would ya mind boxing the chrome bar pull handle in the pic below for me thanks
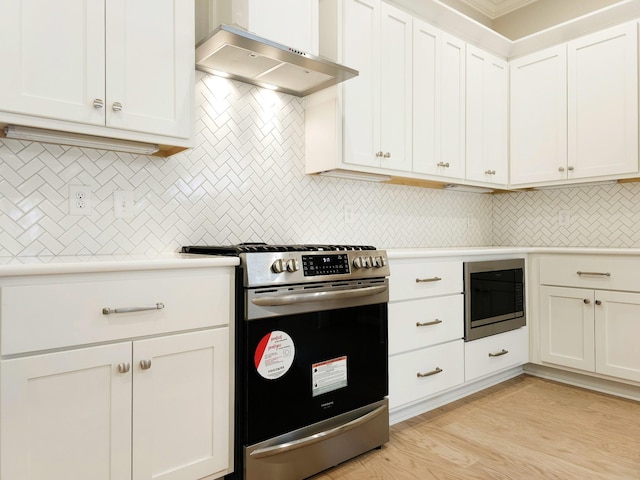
[577,271,611,277]
[102,302,164,315]
[93,98,104,109]
[437,162,450,168]
[112,102,123,112]
[488,349,509,357]
[417,367,443,378]
[416,319,443,327]
[416,277,442,283]
[139,360,152,370]
[117,363,130,374]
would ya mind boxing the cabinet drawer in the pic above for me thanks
[389,340,464,409]
[464,327,529,381]
[389,295,463,355]
[1,269,233,355]
[539,255,640,291]
[389,261,462,301]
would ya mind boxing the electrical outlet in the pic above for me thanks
[114,190,135,218]
[344,204,355,224]
[69,185,92,216]
[558,209,571,226]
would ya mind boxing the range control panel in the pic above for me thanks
[242,250,389,287]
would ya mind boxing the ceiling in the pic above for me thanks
[437,0,627,40]
[457,0,540,19]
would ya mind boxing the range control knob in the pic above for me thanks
[353,257,363,269]
[286,259,300,272]
[362,256,372,268]
[271,258,285,274]
[373,256,386,268]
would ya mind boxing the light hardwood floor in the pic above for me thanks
[311,375,640,479]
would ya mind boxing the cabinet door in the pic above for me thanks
[595,290,640,382]
[0,0,105,125]
[510,45,567,185]
[412,19,440,175]
[439,33,466,178]
[106,0,194,139]
[465,46,508,185]
[0,343,132,480]
[132,328,230,480]
[539,286,595,371]
[343,0,380,167]
[379,3,412,172]
[568,22,638,179]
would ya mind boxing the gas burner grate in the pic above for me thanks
[181,244,377,255]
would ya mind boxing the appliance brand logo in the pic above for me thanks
[320,401,334,409]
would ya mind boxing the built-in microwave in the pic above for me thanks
[463,258,526,341]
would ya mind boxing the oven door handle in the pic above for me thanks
[251,285,388,306]
[249,404,387,459]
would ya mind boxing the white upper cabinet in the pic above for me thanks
[0,0,106,126]
[510,22,638,186]
[0,0,194,148]
[413,21,466,179]
[342,0,412,171]
[567,22,638,179]
[465,45,508,185]
[106,0,194,139]
[379,2,413,172]
[510,45,567,185]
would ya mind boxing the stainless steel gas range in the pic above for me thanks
[181,244,391,480]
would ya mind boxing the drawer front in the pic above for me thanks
[464,327,529,382]
[389,340,464,409]
[1,268,233,355]
[389,261,462,301]
[389,295,463,355]
[538,255,640,291]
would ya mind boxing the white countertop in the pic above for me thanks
[2,247,640,277]
[385,246,640,259]
[0,253,239,277]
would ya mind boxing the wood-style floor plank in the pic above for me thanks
[309,375,640,480]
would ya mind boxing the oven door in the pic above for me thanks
[242,302,388,446]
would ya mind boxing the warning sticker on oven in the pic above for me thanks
[312,356,348,397]
[254,330,295,380]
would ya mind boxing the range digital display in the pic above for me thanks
[302,254,350,276]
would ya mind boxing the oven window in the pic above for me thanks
[470,268,524,323]
[243,303,388,445]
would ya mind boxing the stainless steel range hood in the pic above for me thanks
[195,24,358,97]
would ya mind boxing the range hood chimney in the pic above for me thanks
[195,24,358,97]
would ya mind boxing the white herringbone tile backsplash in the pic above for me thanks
[0,73,492,256]
[493,182,640,247]
[3,72,640,256]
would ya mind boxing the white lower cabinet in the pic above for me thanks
[1,343,133,480]
[540,285,640,382]
[0,329,230,480]
[0,267,234,480]
[389,340,464,409]
[464,327,529,382]
[536,254,640,384]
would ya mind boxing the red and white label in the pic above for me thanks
[254,330,295,380]
[312,356,348,397]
